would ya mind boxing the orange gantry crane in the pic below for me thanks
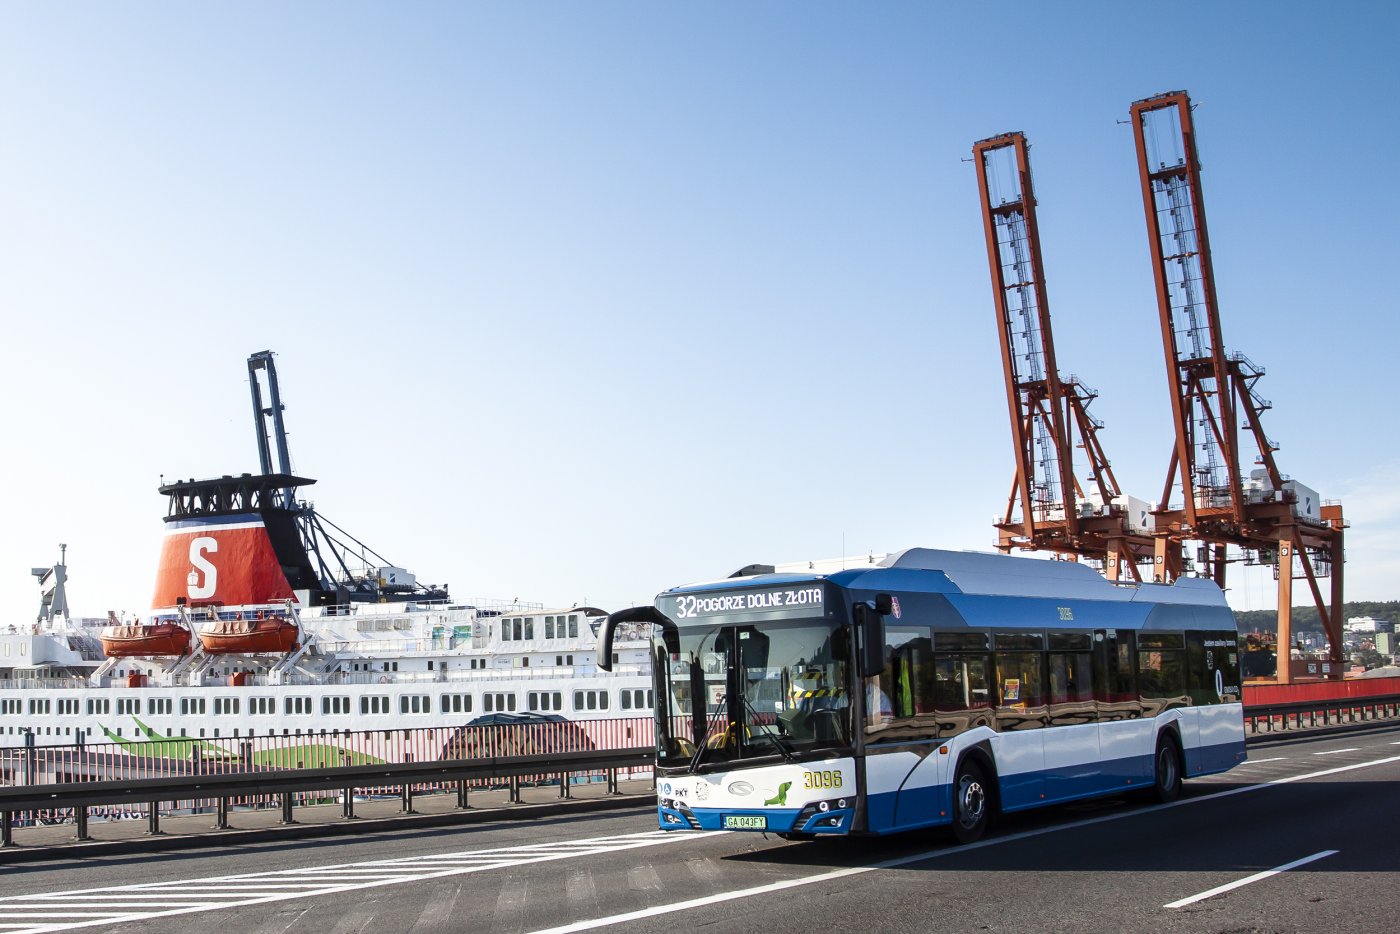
[1129,91,1347,682]
[973,132,1155,581]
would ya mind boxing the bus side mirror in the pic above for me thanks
[856,598,889,678]
[597,605,670,671]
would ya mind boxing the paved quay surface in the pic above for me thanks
[2,727,1398,933]
[0,777,656,863]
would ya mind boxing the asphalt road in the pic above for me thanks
[3,725,1397,934]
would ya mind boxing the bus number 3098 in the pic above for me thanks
[803,770,843,789]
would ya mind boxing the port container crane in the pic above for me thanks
[974,132,1155,581]
[1129,91,1347,681]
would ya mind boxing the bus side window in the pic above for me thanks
[933,654,991,709]
[993,632,1046,731]
[877,626,933,725]
[1186,630,1242,704]
[1047,632,1094,725]
[1136,632,1187,715]
[930,631,993,739]
[1093,630,1140,720]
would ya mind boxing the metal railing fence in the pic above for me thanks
[0,745,653,845]
[1,715,656,841]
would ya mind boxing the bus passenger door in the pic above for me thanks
[1042,635,1099,800]
[991,646,1046,811]
[1094,630,1151,787]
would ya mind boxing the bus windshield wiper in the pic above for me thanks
[741,693,796,762]
[687,693,727,774]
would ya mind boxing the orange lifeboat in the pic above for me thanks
[100,622,192,658]
[199,615,299,655]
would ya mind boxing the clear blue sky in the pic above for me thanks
[2,1,1395,618]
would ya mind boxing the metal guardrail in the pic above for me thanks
[1244,693,1400,735]
[1,746,654,847]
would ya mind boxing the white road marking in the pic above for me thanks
[627,863,663,893]
[408,879,460,933]
[0,916,130,920]
[1237,757,1287,764]
[0,830,725,934]
[494,876,529,929]
[1163,849,1339,908]
[532,862,878,932]
[1312,748,1360,755]
[524,752,1400,934]
[685,856,721,881]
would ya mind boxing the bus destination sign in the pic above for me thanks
[661,585,826,623]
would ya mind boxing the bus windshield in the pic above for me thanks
[653,618,852,770]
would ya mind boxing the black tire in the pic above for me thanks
[950,759,991,844]
[1150,734,1183,803]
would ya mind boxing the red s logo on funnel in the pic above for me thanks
[152,515,296,608]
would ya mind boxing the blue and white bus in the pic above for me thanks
[599,548,1246,842]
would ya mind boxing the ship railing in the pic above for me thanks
[0,714,655,843]
[0,678,91,691]
[302,597,546,620]
[274,666,650,687]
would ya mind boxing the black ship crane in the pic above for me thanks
[1130,91,1346,681]
[243,350,448,605]
[974,131,1154,581]
[248,350,296,506]
[160,352,447,607]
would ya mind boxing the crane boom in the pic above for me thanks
[1130,91,1347,681]
[248,350,296,507]
[974,132,1151,580]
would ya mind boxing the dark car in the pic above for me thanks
[437,712,595,761]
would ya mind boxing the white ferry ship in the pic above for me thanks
[1,354,653,752]
[1,565,653,750]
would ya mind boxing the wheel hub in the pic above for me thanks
[959,778,985,825]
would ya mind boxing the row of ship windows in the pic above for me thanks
[1,697,653,741]
[501,615,581,642]
[2,689,654,719]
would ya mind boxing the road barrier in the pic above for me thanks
[1243,693,1400,735]
[0,715,656,845]
[0,744,653,847]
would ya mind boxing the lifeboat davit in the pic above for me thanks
[198,615,299,655]
[100,623,192,658]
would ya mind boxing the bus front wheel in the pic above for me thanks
[950,760,990,844]
[1151,734,1183,803]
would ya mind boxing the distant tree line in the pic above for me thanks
[1234,601,1400,633]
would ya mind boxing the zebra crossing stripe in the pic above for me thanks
[0,829,724,934]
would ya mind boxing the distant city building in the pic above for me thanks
[1345,616,1393,634]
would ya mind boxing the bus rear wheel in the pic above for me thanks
[1151,735,1183,803]
[950,760,990,844]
